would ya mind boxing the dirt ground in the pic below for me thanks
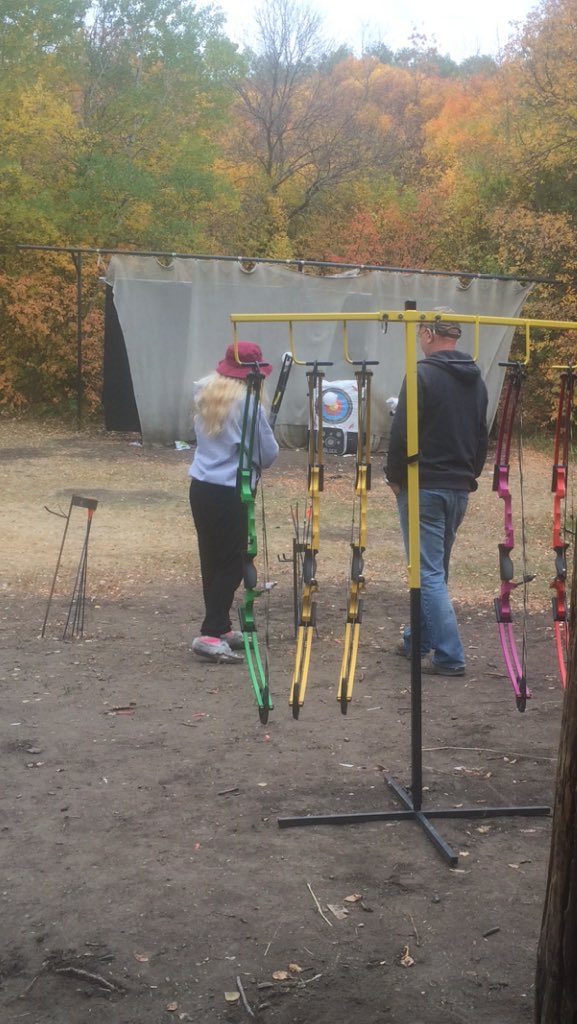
[0,421,565,1024]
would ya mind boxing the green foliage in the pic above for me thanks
[0,0,244,410]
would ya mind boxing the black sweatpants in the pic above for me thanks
[189,479,248,638]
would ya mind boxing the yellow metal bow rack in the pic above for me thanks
[230,309,427,689]
[230,305,577,867]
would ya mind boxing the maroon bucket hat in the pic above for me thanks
[216,341,273,379]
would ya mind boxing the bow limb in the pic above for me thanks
[269,352,293,431]
[550,368,575,688]
[492,364,532,712]
[337,364,376,714]
[238,370,273,723]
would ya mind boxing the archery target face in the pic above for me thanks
[320,381,358,434]
[322,386,354,425]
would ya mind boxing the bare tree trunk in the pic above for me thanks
[535,540,577,1023]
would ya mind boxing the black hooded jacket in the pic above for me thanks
[385,349,489,491]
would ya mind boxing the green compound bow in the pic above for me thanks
[237,355,293,724]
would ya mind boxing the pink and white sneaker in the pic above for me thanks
[219,630,245,651]
[191,636,242,662]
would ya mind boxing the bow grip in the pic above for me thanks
[243,556,258,590]
[498,543,514,582]
[303,550,317,586]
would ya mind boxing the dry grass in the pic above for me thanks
[0,420,570,622]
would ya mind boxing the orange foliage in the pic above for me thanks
[323,192,439,269]
[0,260,104,417]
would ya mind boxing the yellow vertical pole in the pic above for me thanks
[404,303,423,811]
[405,316,420,590]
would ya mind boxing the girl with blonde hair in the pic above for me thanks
[188,342,279,662]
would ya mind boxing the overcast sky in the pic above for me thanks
[215,0,539,62]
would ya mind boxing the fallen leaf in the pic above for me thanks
[344,894,363,903]
[400,945,415,968]
[288,963,303,973]
[166,1002,178,1011]
[272,971,289,981]
[134,952,150,962]
[327,904,349,920]
[224,991,240,1003]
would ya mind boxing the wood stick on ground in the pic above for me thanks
[409,913,421,946]
[236,976,255,1018]
[16,971,44,999]
[422,745,556,762]
[307,882,333,928]
[53,966,119,991]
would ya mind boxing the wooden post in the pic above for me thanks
[534,539,577,1022]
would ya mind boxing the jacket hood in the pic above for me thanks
[424,349,481,384]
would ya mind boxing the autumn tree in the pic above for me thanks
[0,252,104,416]
[68,0,244,248]
[0,1,244,414]
[224,0,396,255]
[504,0,577,215]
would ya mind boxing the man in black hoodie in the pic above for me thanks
[385,315,488,675]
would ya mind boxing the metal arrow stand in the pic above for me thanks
[42,495,98,641]
[278,302,551,865]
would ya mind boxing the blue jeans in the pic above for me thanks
[396,488,469,669]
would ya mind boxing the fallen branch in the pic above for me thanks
[408,913,420,947]
[16,971,44,999]
[53,966,119,991]
[236,976,255,1018]
[422,745,556,763]
[307,882,333,928]
[300,972,323,986]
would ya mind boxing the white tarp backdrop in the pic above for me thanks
[106,256,533,447]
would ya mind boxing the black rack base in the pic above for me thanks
[278,775,551,866]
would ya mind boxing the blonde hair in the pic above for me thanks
[194,373,247,437]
